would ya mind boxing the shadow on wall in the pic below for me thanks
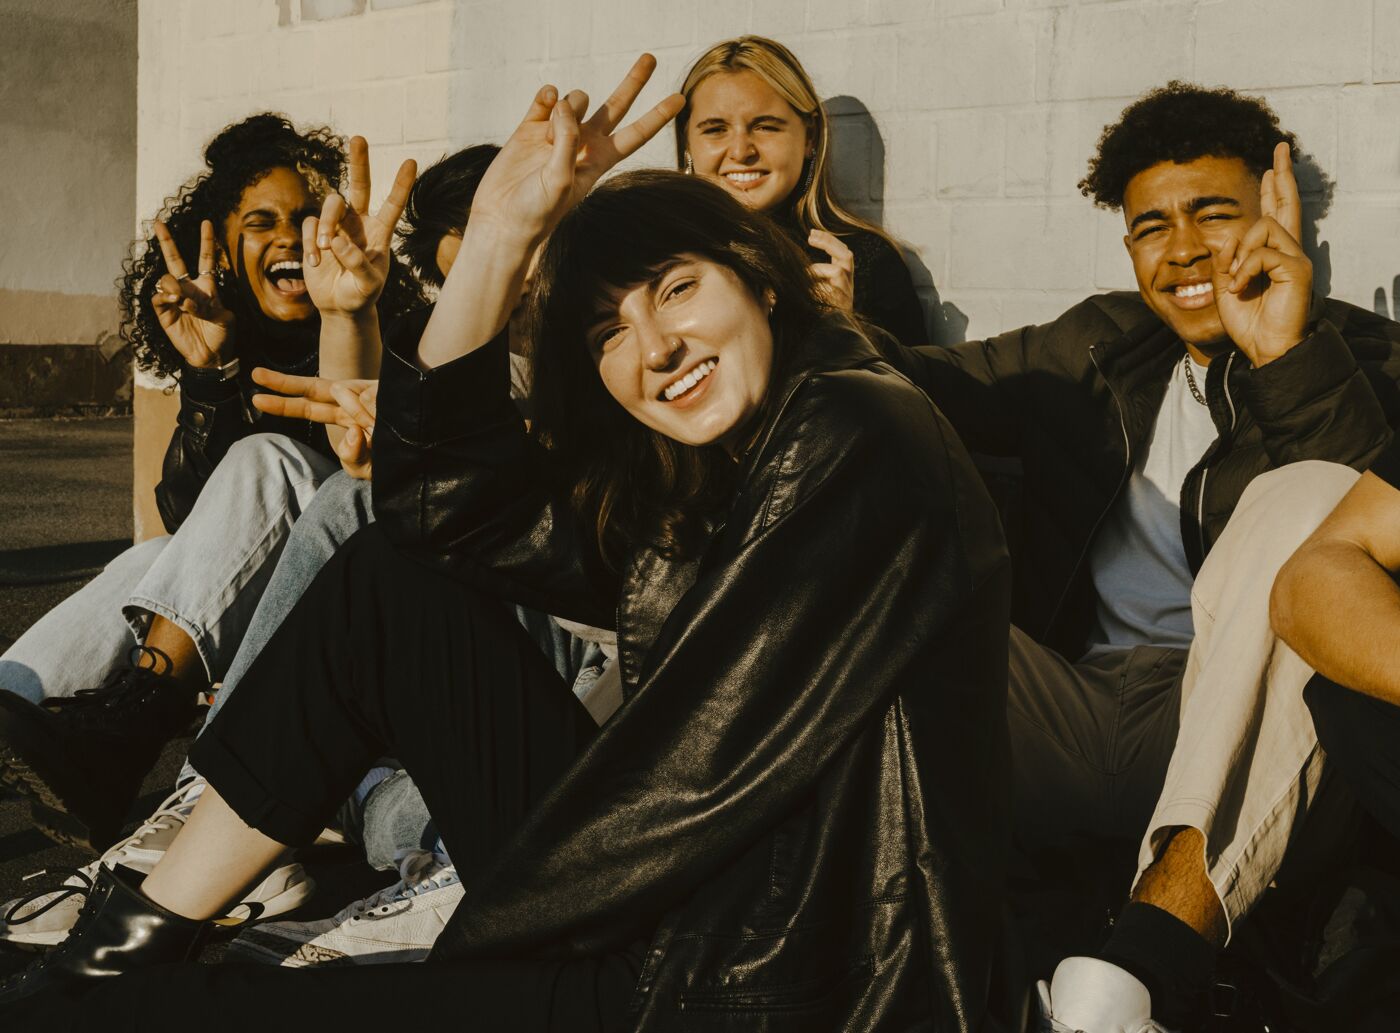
[825,95,968,347]
[1294,150,1334,299]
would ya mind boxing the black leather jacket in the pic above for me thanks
[894,292,1400,658]
[374,324,1018,1031]
[155,347,327,533]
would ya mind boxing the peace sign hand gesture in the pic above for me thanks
[1211,142,1314,367]
[152,219,235,370]
[303,136,416,319]
[467,53,685,250]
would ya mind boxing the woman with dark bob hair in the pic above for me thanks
[1,58,1015,1032]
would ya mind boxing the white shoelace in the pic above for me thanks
[100,780,205,865]
[346,849,457,922]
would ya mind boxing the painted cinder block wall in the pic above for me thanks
[133,0,1400,536]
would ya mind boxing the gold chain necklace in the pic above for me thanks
[1182,354,1208,406]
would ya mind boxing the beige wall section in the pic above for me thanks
[133,381,181,543]
[0,0,137,345]
[0,290,122,348]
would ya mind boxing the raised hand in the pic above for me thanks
[251,368,377,478]
[1211,142,1313,367]
[808,229,855,312]
[467,53,686,249]
[303,136,416,318]
[152,219,235,369]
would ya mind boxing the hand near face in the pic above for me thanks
[1211,142,1313,367]
[808,229,855,312]
[468,54,685,248]
[251,368,377,479]
[303,137,416,319]
[152,219,235,369]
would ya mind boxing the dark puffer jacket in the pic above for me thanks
[374,325,1018,1031]
[894,291,1400,658]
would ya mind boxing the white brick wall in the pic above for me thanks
[138,0,1400,344]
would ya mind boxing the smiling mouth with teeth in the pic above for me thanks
[723,171,765,186]
[267,259,307,296]
[662,358,718,401]
[1173,282,1212,298]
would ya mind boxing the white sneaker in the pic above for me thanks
[228,848,461,967]
[1036,957,1175,1033]
[0,780,314,948]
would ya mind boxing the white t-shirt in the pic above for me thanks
[1087,354,1218,650]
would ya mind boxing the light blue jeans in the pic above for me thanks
[0,434,340,704]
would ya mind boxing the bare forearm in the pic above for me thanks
[318,311,381,447]
[1272,540,1400,705]
[416,221,535,370]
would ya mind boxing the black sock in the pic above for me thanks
[1098,902,1217,1026]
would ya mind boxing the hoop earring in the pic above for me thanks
[684,152,694,175]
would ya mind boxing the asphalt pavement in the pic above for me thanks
[0,417,387,977]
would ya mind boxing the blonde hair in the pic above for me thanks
[675,36,894,248]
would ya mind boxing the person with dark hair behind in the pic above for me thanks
[0,115,424,866]
[888,81,1400,1031]
[398,143,501,288]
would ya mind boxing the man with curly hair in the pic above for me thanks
[895,82,1400,1031]
[0,114,424,866]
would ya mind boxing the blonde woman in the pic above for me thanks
[677,35,926,346]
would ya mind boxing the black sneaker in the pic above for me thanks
[0,647,201,851]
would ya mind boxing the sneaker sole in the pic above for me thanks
[226,929,430,968]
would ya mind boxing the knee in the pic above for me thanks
[1234,462,1361,539]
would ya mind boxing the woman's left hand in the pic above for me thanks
[303,136,416,320]
[250,368,378,479]
[809,229,855,312]
[466,54,685,251]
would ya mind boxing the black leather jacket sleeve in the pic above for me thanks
[372,334,620,629]
[154,364,250,533]
[1244,317,1392,469]
[430,370,1003,958]
[892,326,1044,457]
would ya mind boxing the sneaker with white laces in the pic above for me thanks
[1036,957,1176,1033]
[0,780,314,948]
[227,848,461,967]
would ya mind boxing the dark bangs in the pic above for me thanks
[524,170,825,570]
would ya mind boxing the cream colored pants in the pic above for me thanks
[1134,460,1361,936]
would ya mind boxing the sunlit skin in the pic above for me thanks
[222,166,321,323]
[685,70,812,215]
[589,257,774,453]
[1122,156,1263,364]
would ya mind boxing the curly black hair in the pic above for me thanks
[398,144,500,287]
[1080,82,1296,210]
[118,113,427,379]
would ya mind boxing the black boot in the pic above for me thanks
[0,647,202,851]
[0,864,207,1006]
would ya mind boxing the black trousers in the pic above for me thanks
[1306,674,1400,842]
[19,526,643,1033]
